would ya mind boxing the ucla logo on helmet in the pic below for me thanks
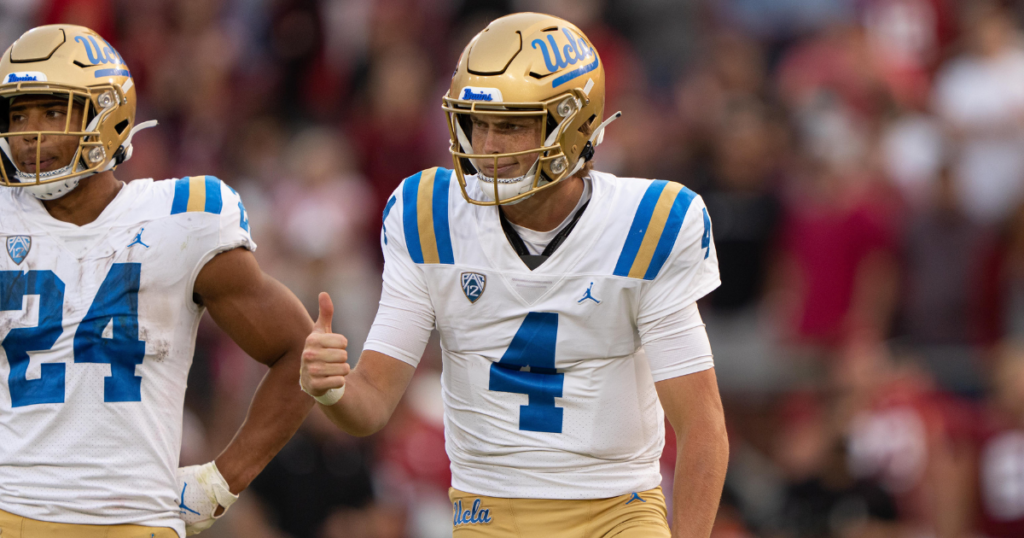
[3,72,47,84]
[460,86,503,102]
[461,272,486,303]
[6,236,31,265]
[530,28,598,84]
[453,499,493,527]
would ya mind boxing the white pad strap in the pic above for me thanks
[567,111,622,175]
[589,111,621,148]
[84,112,103,134]
[100,119,158,172]
[453,115,474,155]
[122,119,158,150]
[0,138,13,165]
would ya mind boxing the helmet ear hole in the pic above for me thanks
[115,119,128,135]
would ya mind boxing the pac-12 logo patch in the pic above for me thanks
[461,272,486,303]
[453,499,493,527]
[6,236,31,265]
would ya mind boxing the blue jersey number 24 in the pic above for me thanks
[1,264,146,407]
[488,312,564,433]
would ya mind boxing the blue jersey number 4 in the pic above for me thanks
[1,264,146,407]
[73,263,146,402]
[488,312,564,433]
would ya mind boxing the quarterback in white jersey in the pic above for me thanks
[0,26,315,537]
[301,13,729,538]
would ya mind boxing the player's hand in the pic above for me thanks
[176,462,239,535]
[299,292,349,405]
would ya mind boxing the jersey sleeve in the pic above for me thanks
[169,175,256,255]
[216,180,256,253]
[168,176,256,310]
[363,184,436,368]
[636,191,720,372]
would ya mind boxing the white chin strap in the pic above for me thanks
[0,119,158,200]
[459,111,622,204]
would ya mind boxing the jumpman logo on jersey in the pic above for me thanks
[577,282,600,304]
[179,482,200,516]
[625,492,646,505]
[128,228,150,248]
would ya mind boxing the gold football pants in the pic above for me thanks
[0,509,178,538]
[450,486,671,537]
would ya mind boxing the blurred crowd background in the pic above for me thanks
[8,0,1024,536]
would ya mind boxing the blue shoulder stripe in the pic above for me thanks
[401,168,455,265]
[613,180,696,280]
[382,195,397,245]
[171,177,190,214]
[204,176,223,214]
[170,176,224,215]
[613,181,666,277]
[432,168,455,264]
[402,172,424,263]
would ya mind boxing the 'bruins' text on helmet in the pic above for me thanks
[0,25,156,200]
[442,12,620,206]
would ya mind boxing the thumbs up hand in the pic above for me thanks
[300,292,349,405]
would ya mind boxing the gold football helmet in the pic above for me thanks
[442,12,620,205]
[0,24,156,199]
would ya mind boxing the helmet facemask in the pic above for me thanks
[0,82,130,199]
[444,89,592,206]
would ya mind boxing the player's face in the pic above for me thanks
[7,94,84,174]
[468,113,543,179]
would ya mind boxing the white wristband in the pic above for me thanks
[305,384,344,406]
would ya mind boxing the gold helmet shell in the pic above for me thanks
[0,25,144,198]
[442,13,618,205]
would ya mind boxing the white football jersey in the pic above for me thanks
[0,176,253,537]
[366,168,720,499]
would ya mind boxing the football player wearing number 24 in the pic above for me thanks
[0,25,316,537]
[301,12,728,538]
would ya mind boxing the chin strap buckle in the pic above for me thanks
[580,141,595,163]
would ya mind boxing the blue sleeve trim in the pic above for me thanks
[382,194,397,245]
[402,171,425,264]
[433,168,455,264]
[613,180,667,277]
[170,177,190,215]
[644,187,696,280]
[204,176,223,214]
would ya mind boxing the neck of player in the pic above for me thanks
[500,174,585,232]
[41,171,123,226]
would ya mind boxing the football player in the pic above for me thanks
[300,12,728,538]
[0,25,316,537]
